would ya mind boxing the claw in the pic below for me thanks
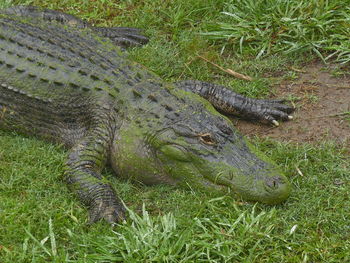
[272,120,279,126]
[288,115,293,120]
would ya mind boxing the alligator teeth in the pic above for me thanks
[288,115,293,120]
[272,120,279,126]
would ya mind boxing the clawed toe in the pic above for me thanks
[89,201,126,225]
[259,100,295,125]
[269,103,295,114]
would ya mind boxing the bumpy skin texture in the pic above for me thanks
[0,6,294,223]
[0,5,149,48]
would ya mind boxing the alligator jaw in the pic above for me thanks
[196,161,291,205]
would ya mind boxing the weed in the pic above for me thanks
[204,0,350,63]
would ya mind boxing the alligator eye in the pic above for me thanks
[198,133,216,145]
[160,145,190,162]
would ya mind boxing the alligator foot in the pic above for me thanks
[92,27,149,48]
[176,80,295,125]
[231,97,295,126]
[89,200,126,224]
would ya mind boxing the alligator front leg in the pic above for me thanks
[0,5,149,48]
[65,125,125,224]
[176,80,294,126]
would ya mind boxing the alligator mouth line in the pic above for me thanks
[200,169,242,193]
[199,168,290,204]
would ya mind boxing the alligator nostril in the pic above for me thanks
[266,176,284,189]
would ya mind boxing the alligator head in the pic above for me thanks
[110,86,290,205]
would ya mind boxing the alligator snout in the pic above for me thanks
[265,175,286,190]
[262,175,290,204]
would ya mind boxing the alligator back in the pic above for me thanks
[0,14,155,145]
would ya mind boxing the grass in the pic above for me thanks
[1,134,349,262]
[0,0,350,262]
[203,0,350,63]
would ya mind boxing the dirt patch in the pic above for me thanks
[234,62,350,148]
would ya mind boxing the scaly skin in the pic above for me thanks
[0,5,149,48]
[0,6,294,223]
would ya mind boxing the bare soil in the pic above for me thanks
[233,62,350,148]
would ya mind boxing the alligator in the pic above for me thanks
[0,6,295,223]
